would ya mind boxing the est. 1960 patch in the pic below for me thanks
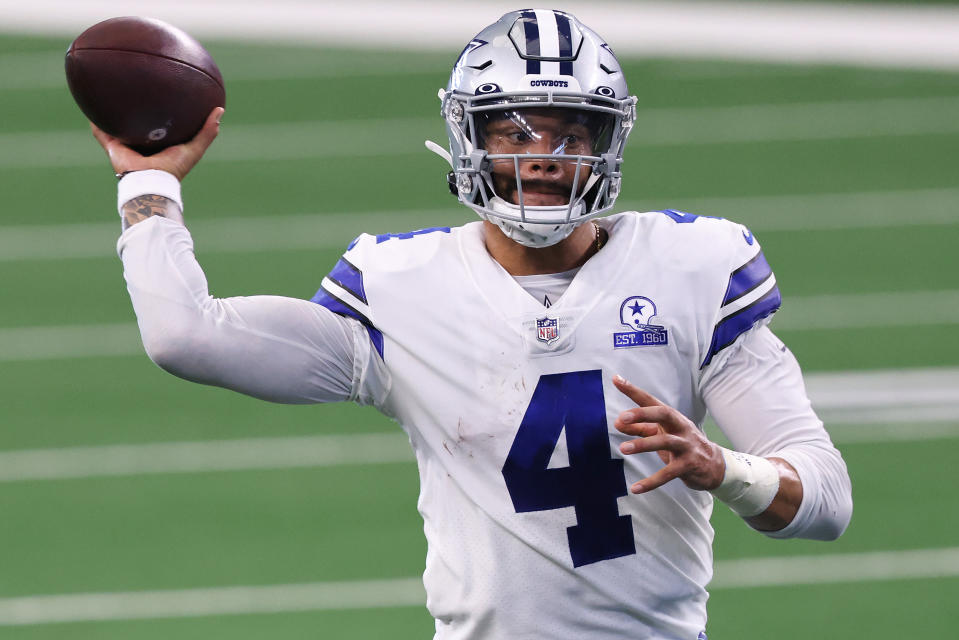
[613,296,669,348]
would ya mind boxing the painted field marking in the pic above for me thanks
[0,367,957,482]
[0,576,427,626]
[710,547,959,589]
[0,47,448,91]
[2,0,958,69]
[0,432,415,483]
[1,187,957,262]
[0,547,956,625]
[4,95,959,170]
[2,289,958,363]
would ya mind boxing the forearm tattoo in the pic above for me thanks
[121,195,183,230]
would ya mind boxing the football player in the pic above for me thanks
[92,9,852,639]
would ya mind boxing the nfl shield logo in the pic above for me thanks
[536,317,559,345]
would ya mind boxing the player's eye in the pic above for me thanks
[557,132,591,153]
[506,131,532,144]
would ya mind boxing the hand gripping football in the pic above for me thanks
[65,16,226,155]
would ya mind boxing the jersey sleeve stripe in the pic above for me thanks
[310,285,384,359]
[702,285,782,368]
[326,257,367,304]
[722,250,772,307]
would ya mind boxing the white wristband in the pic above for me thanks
[709,447,780,518]
[117,170,182,216]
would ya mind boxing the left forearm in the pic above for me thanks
[745,457,802,532]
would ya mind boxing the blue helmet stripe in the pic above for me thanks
[555,11,574,75]
[722,250,773,307]
[521,10,541,74]
[310,286,384,359]
[702,286,782,368]
[326,257,367,304]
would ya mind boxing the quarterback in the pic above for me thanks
[92,9,852,640]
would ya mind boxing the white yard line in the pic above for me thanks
[1,1,959,70]
[0,432,415,483]
[4,95,959,170]
[0,547,956,625]
[0,323,143,361]
[0,576,428,626]
[0,48,448,91]
[710,547,959,589]
[1,186,957,262]
[3,290,958,364]
[0,367,956,483]
[772,290,959,332]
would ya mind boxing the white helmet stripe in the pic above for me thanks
[534,9,561,75]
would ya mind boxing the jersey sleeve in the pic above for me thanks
[118,216,390,406]
[700,222,781,372]
[309,234,385,361]
[701,325,853,540]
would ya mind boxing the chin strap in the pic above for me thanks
[487,197,584,248]
[424,140,453,167]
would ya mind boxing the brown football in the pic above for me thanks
[65,16,225,155]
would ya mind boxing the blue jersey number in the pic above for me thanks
[501,370,636,567]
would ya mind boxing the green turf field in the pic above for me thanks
[1,25,958,639]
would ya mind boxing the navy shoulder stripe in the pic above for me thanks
[722,250,773,307]
[326,257,367,305]
[702,249,780,368]
[311,285,384,359]
[702,287,781,368]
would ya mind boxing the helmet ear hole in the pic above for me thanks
[446,171,458,196]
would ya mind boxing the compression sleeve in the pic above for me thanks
[700,325,853,540]
[117,215,390,406]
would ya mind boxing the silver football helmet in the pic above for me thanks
[426,9,638,247]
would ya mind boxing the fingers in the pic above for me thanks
[612,374,664,408]
[615,404,690,439]
[629,465,681,494]
[612,373,724,494]
[185,107,224,154]
[89,121,145,174]
[89,121,115,148]
[165,107,224,180]
[619,432,677,455]
[88,107,223,180]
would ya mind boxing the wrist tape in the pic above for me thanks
[117,170,182,216]
[709,448,780,518]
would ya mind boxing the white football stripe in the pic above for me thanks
[1,368,957,484]
[711,547,959,589]
[2,290,959,363]
[2,187,957,263]
[773,289,959,332]
[3,0,959,70]
[0,432,415,483]
[5,95,959,170]
[0,547,956,625]
[0,577,427,626]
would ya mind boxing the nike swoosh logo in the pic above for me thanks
[742,228,754,245]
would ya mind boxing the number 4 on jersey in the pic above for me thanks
[502,370,636,567]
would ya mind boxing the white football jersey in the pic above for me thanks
[312,211,780,639]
